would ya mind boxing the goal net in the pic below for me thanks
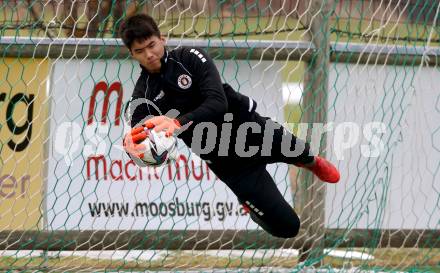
[0,0,439,271]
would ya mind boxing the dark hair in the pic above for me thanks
[119,14,161,49]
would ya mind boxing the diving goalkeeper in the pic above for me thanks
[121,14,340,238]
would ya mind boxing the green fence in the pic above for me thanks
[0,0,439,271]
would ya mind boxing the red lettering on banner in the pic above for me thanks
[86,155,217,182]
[138,164,143,180]
[125,160,137,181]
[205,163,211,180]
[87,155,107,180]
[154,167,160,180]
[169,155,190,180]
[110,160,123,181]
[87,81,123,126]
[192,160,204,181]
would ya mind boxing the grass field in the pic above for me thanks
[0,248,438,272]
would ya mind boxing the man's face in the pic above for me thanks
[130,36,166,73]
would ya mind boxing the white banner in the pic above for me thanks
[47,58,289,230]
[326,63,440,229]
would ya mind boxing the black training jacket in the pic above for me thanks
[125,46,258,161]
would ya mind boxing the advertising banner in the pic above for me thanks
[47,57,289,230]
[326,63,440,229]
[0,58,49,230]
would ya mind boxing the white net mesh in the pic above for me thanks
[0,0,438,271]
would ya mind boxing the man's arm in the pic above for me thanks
[123,75,151,162]
[125,96,151,128]
[175,47,228,126]
[124,72,152,128]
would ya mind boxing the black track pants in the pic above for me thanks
[207,112,314,238]
[227,166,301,238]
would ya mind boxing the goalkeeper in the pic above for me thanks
[121,14,340,238]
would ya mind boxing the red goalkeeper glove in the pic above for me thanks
[144,116,181,137]
[123,127,148,159]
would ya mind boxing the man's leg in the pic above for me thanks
[222,165,301,238]
[251,113,314,165]
[252,113,340,183]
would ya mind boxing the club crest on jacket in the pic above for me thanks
[178,74,192,89]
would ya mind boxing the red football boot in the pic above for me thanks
[299,156,340,183]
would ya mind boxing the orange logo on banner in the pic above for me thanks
[0,58,49,230]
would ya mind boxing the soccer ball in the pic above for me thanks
[136,129,178,167]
